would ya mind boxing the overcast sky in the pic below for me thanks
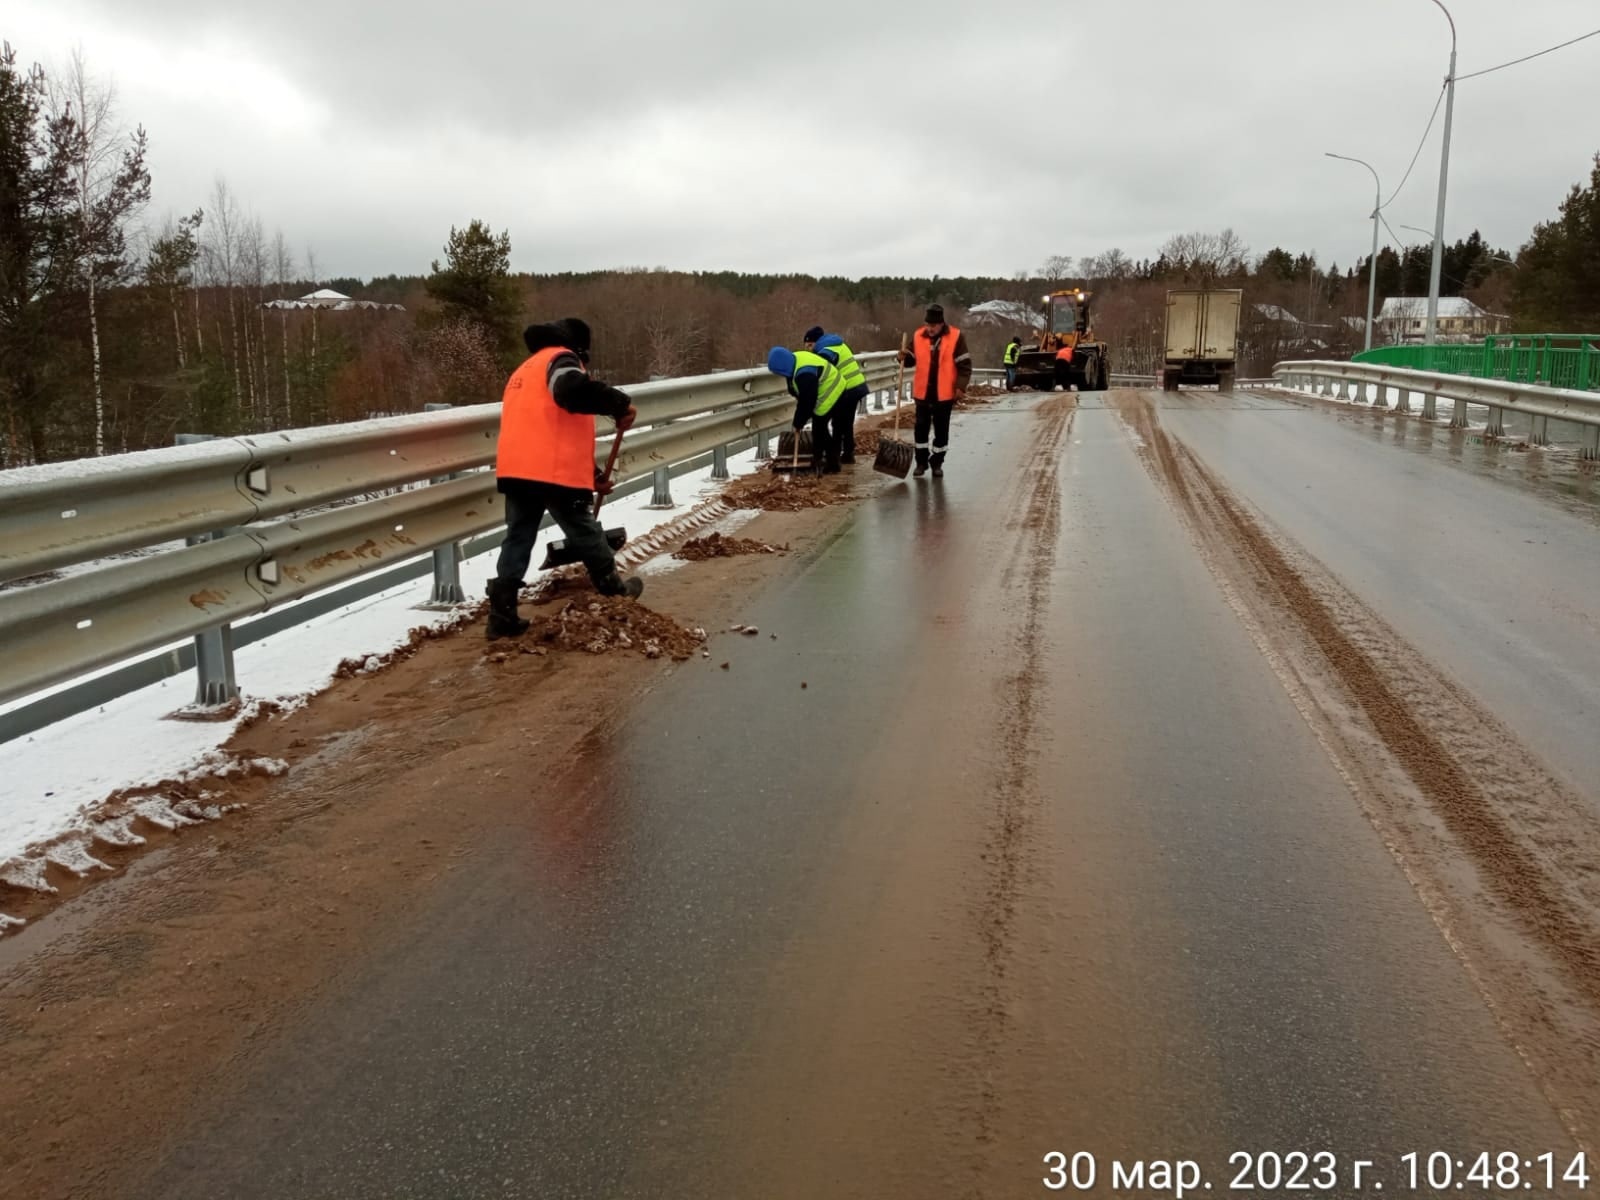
[8,0,1598,282]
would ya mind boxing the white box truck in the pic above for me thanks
[1162,289,1242,392]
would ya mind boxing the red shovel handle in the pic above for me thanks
[595,426,625,516]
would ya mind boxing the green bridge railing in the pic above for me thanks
[1353,334,1600,392]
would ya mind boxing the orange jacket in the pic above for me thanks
[1055,346,1075,362]
[495,346,596,490]
[911,324,968,402]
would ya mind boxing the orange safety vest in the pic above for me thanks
[912,324,962,401]
[495,346,596,490]
[1055,345,1075,362]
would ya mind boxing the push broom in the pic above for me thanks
[872,333,914,479]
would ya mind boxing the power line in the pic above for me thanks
[1380,84,1445,210]
[1457,27,1600,81]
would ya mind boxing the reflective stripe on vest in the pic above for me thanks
[1004,343,1021,365]
[793,349,847,416]
[816,336,866,390]
[912,324,962,401]
[495,346,597,490]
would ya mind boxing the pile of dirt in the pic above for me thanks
[674,531,787,561]
[492,596,707,662]
[966,382,1006,398]
[724,471,852,512]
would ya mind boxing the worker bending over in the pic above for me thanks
[488,318,643,642]
[803,326,871,465]
[766,345,849,474]
[1054,343,1075,392]
[1004,336,1022,392]
[898,304,972,478]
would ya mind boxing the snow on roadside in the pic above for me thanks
[0,445,774,903]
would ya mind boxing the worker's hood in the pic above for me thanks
[766,346,796,377]
[523,318,591,359]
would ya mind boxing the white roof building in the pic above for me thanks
[262,288,404,312]
[964,299,1047,330]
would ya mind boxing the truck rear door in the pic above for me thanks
[1165,292,1204,360]
[1201,291,1242,360]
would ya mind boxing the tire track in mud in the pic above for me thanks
[1115,389,1600,1142]
[966,394,1074,1158]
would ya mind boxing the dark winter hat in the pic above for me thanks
[553,317,592,354]
[803,325,825,343]
[925,304,945,324]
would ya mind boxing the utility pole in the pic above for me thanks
[1424,0,1458,347]
[1325,153,1381,352]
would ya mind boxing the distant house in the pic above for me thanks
[1253,304,1301,325]
[964,299,1046,331]
[262,288,405,312]
[1377,297,1505,345]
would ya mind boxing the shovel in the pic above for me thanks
[539,426,627,570]
[873,333,915,479]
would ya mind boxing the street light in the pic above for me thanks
[1424,0,1458,347]
[1325,152,1382,352]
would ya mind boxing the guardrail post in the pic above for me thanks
[647,465,675,509]
[1394,386,1410,414]
[1450,399,1470,429]
[419,403,467,607]
[175,433,240,708]
[711,443,730,481]
[873,386,885,412]
[1483,405,1505,439]
[1529,414,1550,446]
[1582,425,1600,461]
[755,429,771,461]
[1422,393,1438,421]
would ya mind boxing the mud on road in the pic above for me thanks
[0,489,891,1200]
[1114,387,1600,1145]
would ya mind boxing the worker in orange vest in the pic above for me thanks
[1053,343,1076,392]
[488,318,642,641]
[897,304,972,477]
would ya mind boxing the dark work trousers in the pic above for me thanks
[1004,364,1018,392]
[495,478,620,590]
[1054,359,1075,390]
[838,384,869,463]
[804,407,846,473]
[913,400,954,469]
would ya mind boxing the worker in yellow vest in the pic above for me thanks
[488,318,642,640]
[803,326,870,464]
[1003,337,1022,392]
[766,345,849,474]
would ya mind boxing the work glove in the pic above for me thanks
[615,403,638,432]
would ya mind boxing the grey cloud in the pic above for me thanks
[13,0,1600,280]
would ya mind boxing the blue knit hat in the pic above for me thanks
[767,346,796,377]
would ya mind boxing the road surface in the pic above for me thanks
[6,387,1599,1199]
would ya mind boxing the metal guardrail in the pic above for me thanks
[1273,360,1600,459]
[1354,334,1600,392]
[0,354,901,715]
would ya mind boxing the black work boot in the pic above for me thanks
[931,455,946,479]
[485,578,529,641]
[595,571,645,600]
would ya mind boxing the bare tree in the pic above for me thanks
[273,230,294,426]
[241,215,268,425]
[1039,254,1075,284]
[1159,229,1249,286]
[50,47,150,455]
[204,178,244,418]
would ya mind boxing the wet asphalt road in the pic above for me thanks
[136,390,1590,1199]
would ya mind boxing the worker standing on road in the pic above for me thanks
[767,344,849,475]
[1053,343,1075,393]
[897,304,972,478]
[1003,336,1022,392]
[487,318,644,641]
[803,326,870,464]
